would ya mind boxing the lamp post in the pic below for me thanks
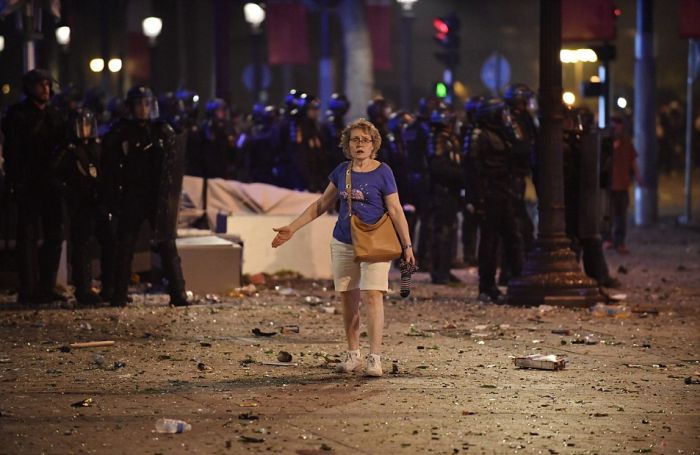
[244,3,265,103]
[506,0,601,307]
[396,0,417,110]
[55,25,69,86]
[142,16,163,90]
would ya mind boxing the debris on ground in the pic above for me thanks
[591,303,630,318]
[280,325,300,333]
[252,328,277,337]
[514,354,567,370]
[249,273,267,285]
[69,340,115,348]
[277,351,292,362]
[239,435,264,443]
[71,398,93,408]
[197,362,212,371]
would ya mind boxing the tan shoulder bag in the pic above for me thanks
[345,161,402,263]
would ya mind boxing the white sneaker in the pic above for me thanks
[365,354,383,377]
[335,350,362,373]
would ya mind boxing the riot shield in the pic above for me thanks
[153,128,186,243]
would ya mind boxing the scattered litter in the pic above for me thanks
[204,294,221,303]
[608,293,627,302]
[239,356,256,367]
[474,324,488,331]
[261,361,297,367]
[69,340,115,348]
[280,325,300,333]
[0,358,10,364]
[276,287,295,296]
[676,264,687,272]
[94,355,105,366]
[591,303,630,318]
[252,328,277,337]
[537,305,555,314]
[155,418,191,433]
[551,329,571,336]
[58,345,71,353]
[592,412,609,417]
[277,351,293,363]
[685,377,700,384]
[303,296,323,305]
[229,284,257,297]
[514,354,567,370]
[406,325,432,337]
[79,322,92,331]
[238,402,259,407]
[391,363,399,374]
[238,413,259,421]
[462,411,476,415]
[319,306,337,314]
[200,341,212,347]
[480,384,497,389]
[249,273,266,285]
[239,435,264,443]
[197,362,212,371]
[112,361,126,370]
[71,398,93,408]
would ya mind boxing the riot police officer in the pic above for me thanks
[321,93,350,171]
[367,97,393,163]
[466,99,524,302]
[102,86,189,307]
[245,103,280,184]
[2,69,67,304]
[563,107,620,288]
[427,108,464,284]
[54,109,114,304]
[460,96,484,266]
[293,94,326,192]
[200,98,237,179]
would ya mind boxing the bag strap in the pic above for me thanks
[345,161,353,218]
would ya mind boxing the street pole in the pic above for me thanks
[213,0,232,104]
[682,39,696,224]
[252,30,261,103]
[399,5,414,110]
[633,0,658,226]
[319,0,333,113]
[507,0,601,307]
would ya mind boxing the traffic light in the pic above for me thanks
[433,13,460,68]
[434,82,447,99]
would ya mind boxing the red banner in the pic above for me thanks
[367,1,392,71]
[562,0,615,42]
[266,1,310,65]
[680,0,700,38]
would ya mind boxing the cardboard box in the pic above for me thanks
[176,236,242,294]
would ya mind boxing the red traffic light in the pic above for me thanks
[433,18,449,34]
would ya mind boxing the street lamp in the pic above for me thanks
[243,3,265,31]
[142,17,163,45]
[616,96,627,109]
[396,0,418,109]
[244,3,265,102]
[0,35,4,53]
[89,58,105,72]
[562,91,575,105]
[108,58,122,73]
[55,26,70,47]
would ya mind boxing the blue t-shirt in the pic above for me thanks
[329,161,398,244]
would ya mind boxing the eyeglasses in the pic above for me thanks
[349,137,372,144]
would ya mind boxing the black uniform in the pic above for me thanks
[427,126,463,284]
[102,117,188,307]
[54,136,114,303]
[2,97,66,303]
[467,107,524,301]
[404,117,432,268]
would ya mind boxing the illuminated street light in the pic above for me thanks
[243,3,265,29]
[0,36,4,53]
[396,0,418,11]
[617,97,627,109]
[108,58,122,73]
[142,17,163,44]
[562,91,576,105]
[89,58,105,72]
[560,48,598,63]
[55,26,70,46]
[590,75,601,83]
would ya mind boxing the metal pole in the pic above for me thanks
[683,39,696,223]
[252,30,261,103]
[319,1,333,113]
[399,6,414,110]
[506,0,600,307]
[633,0,658,226]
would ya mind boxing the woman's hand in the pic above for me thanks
[271,226,294,248]
[403,247,416,266]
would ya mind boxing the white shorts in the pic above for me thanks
[330,237,391,292]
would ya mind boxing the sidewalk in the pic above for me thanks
[0,216,699,454]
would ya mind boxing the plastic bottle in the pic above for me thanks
[590,302,631,319]
[155,418,192,434]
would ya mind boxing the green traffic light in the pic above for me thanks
[435,82,447,98]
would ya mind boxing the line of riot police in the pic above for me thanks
[1,70,619,306]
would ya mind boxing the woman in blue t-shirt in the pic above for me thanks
[271,118,415,377]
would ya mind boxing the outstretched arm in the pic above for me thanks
[271,182,337,248]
